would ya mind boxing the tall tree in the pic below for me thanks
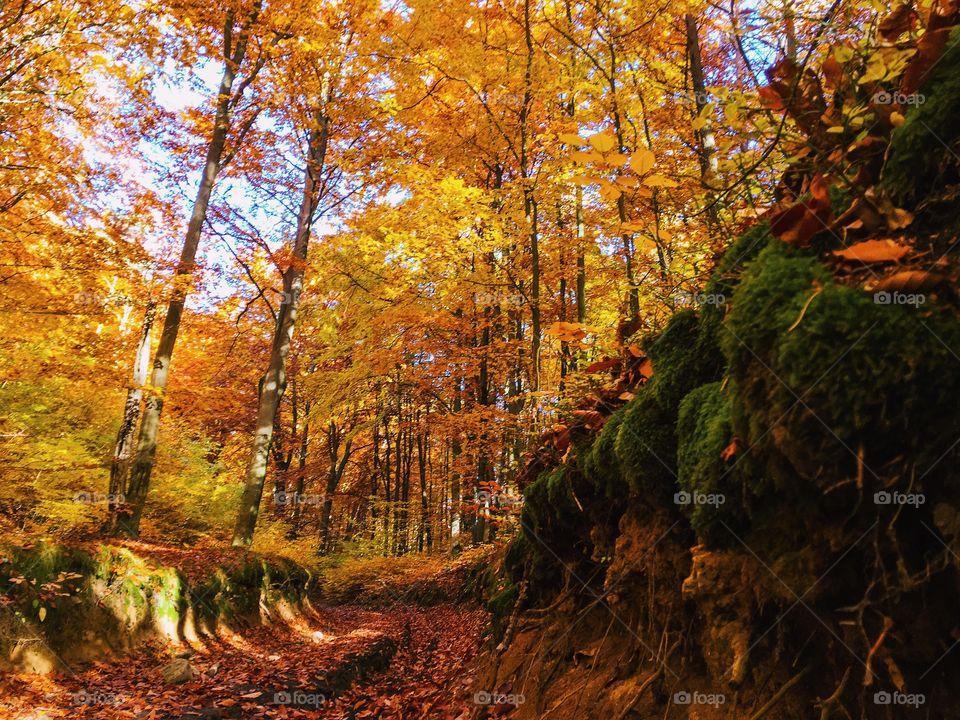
[114,1,266,536]
[231,85,330,546]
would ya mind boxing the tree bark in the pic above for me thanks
[685,13,721,236]
[232,104,329,547]
[319,421,352,553]
[107,300,155,527]
[520,0,540,393]
[114,4,262,537]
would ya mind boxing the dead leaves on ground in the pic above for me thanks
[1,604,487,720]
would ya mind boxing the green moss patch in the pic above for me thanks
[882,26,960,206]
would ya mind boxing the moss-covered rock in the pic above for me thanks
[704,223,773,303]
[0,542,313,672]
[644,309,723,409]
[882,26,960,206]
[521,466,583,546]
[613,391,677,499]
[776,282,960,468]
[677,382,745,546]
[579,407,627,499]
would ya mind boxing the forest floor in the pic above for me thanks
[1,598,487,720]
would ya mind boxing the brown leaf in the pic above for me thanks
[573,410,604,429]
[764,57,827,135]
[879,3,918,39]
[821,55,844,91]
[833,239,911,264]
[872,270,947,292]
[770,174,834,246]
[639,358,654,379]
[584,357,620,374]
[901,26,954,95]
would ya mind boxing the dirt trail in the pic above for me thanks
[1,603,486,719]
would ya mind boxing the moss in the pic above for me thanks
[677,382,746,545]
[644,309,722,409]
[579,407,627,498]
[776,282,960,467]
[828,184,852,218]
[721,241,829,376]
[487,582,519,643]
[705,223,773,302]
[613,391,677,499]
[882,26,960,206]
[521,466,582,544]
[721,237,960,502]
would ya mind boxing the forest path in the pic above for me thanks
[2,602,487,719]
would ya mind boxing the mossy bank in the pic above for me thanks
[0,542,312,673]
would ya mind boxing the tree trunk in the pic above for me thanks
[288,397,310,538]
[685,14,721,238]
[114,5,262,537]
[107,300,155,528]
[319,423,351,553]
[520,0,540,393]
[232,106,329,547]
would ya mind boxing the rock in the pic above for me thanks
[174,648,194,659]
[204,663,219,678]
[161,658,196,684]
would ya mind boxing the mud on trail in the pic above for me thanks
[1,602,486,720]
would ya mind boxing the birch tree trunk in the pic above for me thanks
[107,300,155,527]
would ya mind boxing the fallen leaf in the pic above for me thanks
[871,270,946,292]
[833,239,911,264]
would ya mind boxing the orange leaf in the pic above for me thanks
[720,437,740,462]
[833,239,910,264]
